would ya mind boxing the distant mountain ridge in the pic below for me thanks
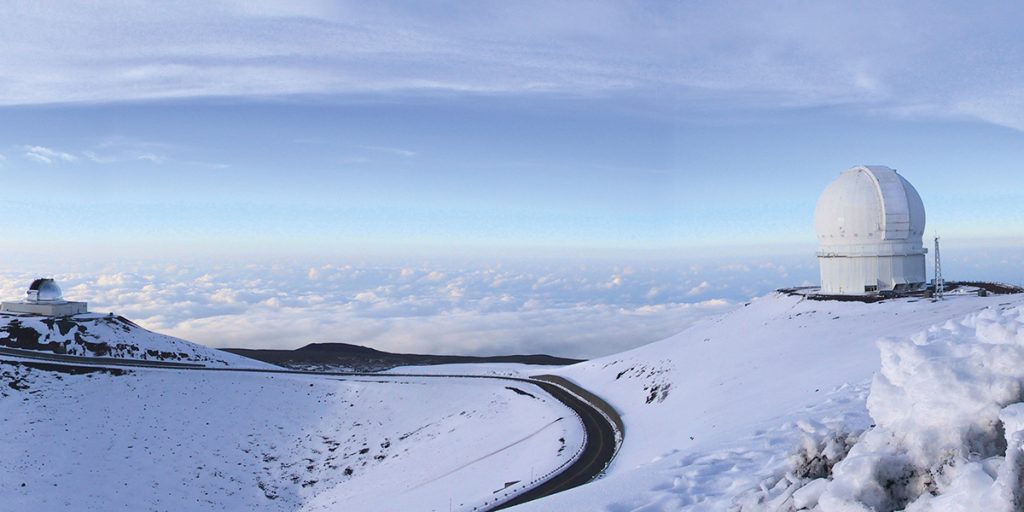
[295,342,389,355]
[224,342,583,372]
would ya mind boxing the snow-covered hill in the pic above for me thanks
[0,313,268,368]
[515,290,1024,511]
[0,361,583,511]
[9,288,1022,511]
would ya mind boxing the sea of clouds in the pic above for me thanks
[0,255,813,359]
[3,242,1016,359]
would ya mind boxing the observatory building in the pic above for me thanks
[814,166,927,295]
[0,278,88,316]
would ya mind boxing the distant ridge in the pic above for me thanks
[223,342,583,372]
[294,342,387,355]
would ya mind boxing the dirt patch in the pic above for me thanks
[505,386,537,398]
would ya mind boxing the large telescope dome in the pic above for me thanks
[815,165,925,244]
[814,166,927,295]
[27,278,64,302]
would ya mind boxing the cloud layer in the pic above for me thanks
[2,242,1018,359]
[0,256,811,359]
[1,2,1024,129]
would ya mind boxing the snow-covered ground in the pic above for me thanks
[0,362,584,511]
[0,313,269,368]
[512,290,1024,511]
[816,301,1024,511]
[8,287,1024,511]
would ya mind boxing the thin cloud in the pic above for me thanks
[83,150,165,165]
[687,281,711,296]
[23,145,77,164]
[179,159,230,170]
[21,139,225,169]
[81,137,213,167]
[0,3,1022,130]
[364,145,417,158]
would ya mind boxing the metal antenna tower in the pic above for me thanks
[934,235,944,300]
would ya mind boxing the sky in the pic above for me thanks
[0,1,1022,357]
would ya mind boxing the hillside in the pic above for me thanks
[514,289,1024,511]
[0,359,584,511]
[0,313,269,368]
[7,288,1023,511]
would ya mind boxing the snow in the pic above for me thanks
[8,288,1024,511]
[0,313,269,368]
[512,291,1024,511]
[815,301,1024,511]
[0,362,584,512]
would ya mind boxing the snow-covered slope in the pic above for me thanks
[0,362,583,511]
[9,289,1020,511]
[515,291,1024,511]
[0,313,268,368]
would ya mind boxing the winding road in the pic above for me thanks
[0,346,621,511]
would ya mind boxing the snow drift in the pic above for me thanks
[815,302,1024,511]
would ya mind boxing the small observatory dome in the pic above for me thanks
[814,166,927,295]
[26,278,64,302]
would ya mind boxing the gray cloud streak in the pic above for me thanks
[1,2,1023,129]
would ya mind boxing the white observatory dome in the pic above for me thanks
[814,166,927,295]
[27,278,64,302]
[0,277,87,316]
[815,166,925,244]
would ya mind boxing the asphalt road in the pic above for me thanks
[0,347,622,510]
[490,375,618,510]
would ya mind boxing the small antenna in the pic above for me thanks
[934,235,944,300]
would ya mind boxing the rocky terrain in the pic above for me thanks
[0,313,268,368]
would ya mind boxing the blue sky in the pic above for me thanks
[1,1,1022,263]
[2,98,1021,264]
[0,2,1022,355]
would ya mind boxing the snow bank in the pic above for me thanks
[815,303,1024,511]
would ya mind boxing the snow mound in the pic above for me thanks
[516,292,1024,511]
[549,293,1015,470]
[814,303,1024,511]
[0,313,269,368]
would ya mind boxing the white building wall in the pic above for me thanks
[0,301,88,316]
[818,254,926,295]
